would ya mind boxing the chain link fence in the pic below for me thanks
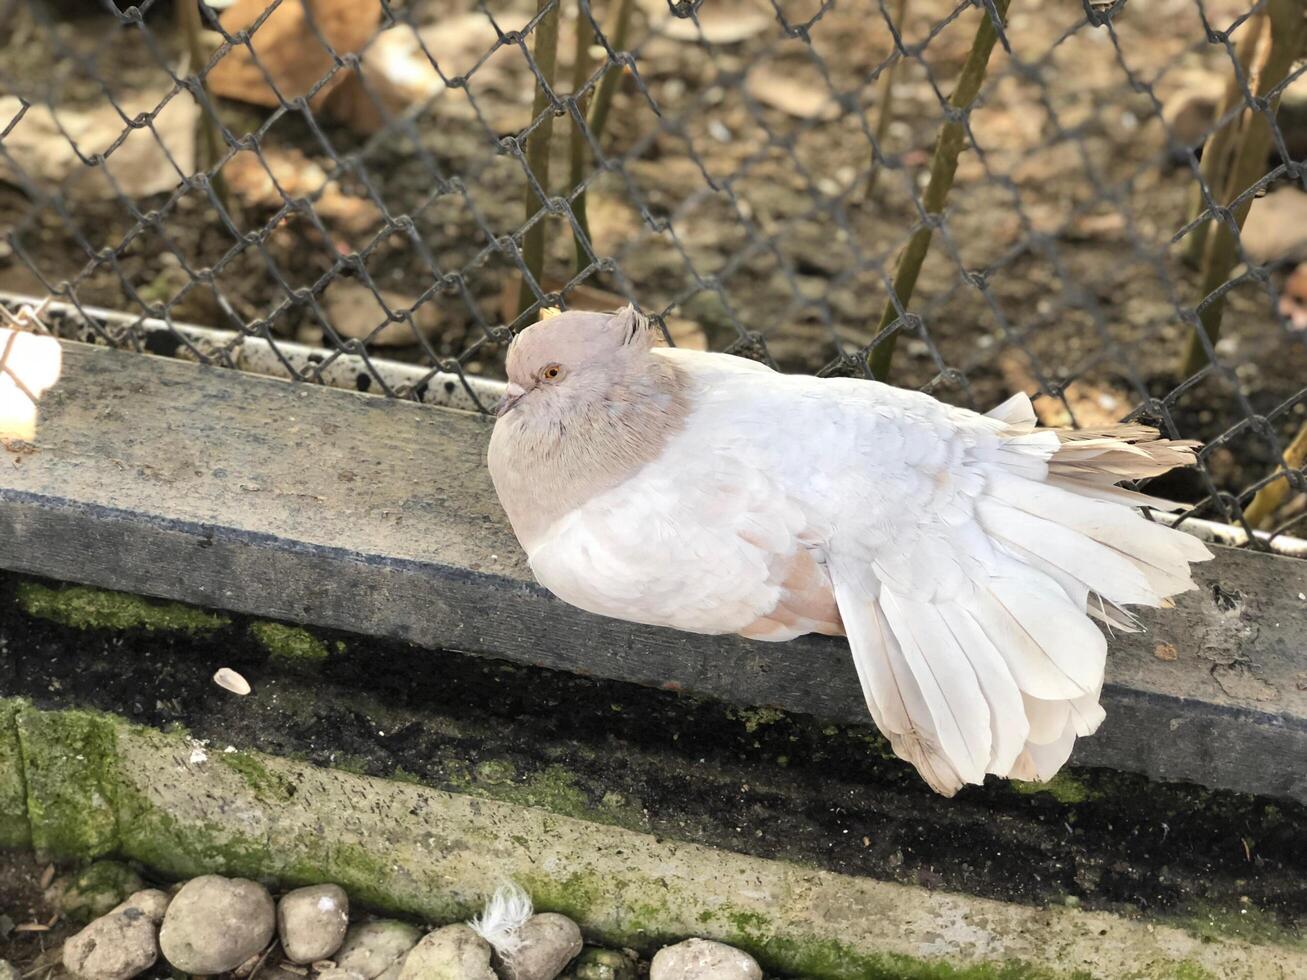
[1,0,1306,543]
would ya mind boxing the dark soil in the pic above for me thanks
[2,571,1305,950]
[2,1,1306,513]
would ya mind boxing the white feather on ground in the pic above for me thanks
[468,882,533,958]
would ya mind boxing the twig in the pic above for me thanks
[867,0,1011,382]
[568,2,595,276]
[1182,11,1267,268]
[1243,418,1307,529]
[516,0,563,320]
[1179,0,1305,378]
[179,0,229,212]
[570,0,634,276]
[865,0,910,200]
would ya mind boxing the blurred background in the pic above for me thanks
[1,0,1305,533]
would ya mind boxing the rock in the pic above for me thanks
[278,884,350,963]
[117,890,171,924]
[63,901,160,980]
[335,920,423,980]
[0,90,198,201]
[318,971,368,980]
[398,925,495,980]
[53,861,146,924]
[158,876,276,975]
[649,939,762,980]
[0,961,20,980]
[497,914,583,980]
[562,947,637,980]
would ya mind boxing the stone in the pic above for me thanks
[335,920,422,980]
[398,925,495,980]
[0,962,21,980]
[158,876,276,975]
[318,971,368,980]
[649,939,762,980]
[54,861,145,924]
[63,902,160,980]
[117,890,171,924]
[561,947,637,980]
[277,883,350,963]
[497,914,583,980]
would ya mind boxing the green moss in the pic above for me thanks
[719,907,1088,980]
[218,750,295,803]
[1011,773,1098,805]
[15,706,119,857]
[0,699,31,847]
[18,582,228,633]
[251,621,329,672]
[562,947,638,980]
[729,706,787,734]
[58,859,144,923]
[1172,901,1307,951]
[448,761,646,831]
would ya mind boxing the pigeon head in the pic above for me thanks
[498,305,655,419]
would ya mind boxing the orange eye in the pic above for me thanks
[540,364,564,383]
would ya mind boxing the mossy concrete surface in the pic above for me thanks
[17,581,229,633]
[1,700,1301,980]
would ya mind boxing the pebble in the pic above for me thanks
[278,884,350,963]
[158,875,276,975]
[335,920,423,980]
[55,861,146,923]
[649,939,762,980]
[398,924,495,980]
[0,961,20,980]
[63,898,161,980]
[563,947,637,980]
[498,914,583,980]
[317,971,368,980]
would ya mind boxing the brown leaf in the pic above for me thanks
[1279,262,1307,332]
[745,64,841,121]
[998,352,1130,429]
[222,148,380,236]
[208,0,381,110]
[639,0,774,43]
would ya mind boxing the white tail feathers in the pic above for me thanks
[468,882,533,959]
[837,393,1211,797]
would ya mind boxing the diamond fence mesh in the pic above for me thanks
[1,0,1306,542]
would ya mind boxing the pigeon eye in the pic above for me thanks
[540,364,564,383]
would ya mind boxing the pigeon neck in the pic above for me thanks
[492,357,690,552]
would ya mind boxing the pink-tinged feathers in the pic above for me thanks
[487,310,1211,796]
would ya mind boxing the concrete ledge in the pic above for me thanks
[0,342,1305,804]
[4,699,1304,980]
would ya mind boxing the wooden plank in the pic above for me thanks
[1,341,1305,802]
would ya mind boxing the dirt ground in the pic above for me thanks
[1,0,1305,508]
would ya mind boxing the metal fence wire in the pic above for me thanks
[1,0,1306,543]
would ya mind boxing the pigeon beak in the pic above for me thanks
[496,382,527,417]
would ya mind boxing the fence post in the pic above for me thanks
[867,0,1011,382]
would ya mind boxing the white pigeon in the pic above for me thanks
[487,306,1212,795]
